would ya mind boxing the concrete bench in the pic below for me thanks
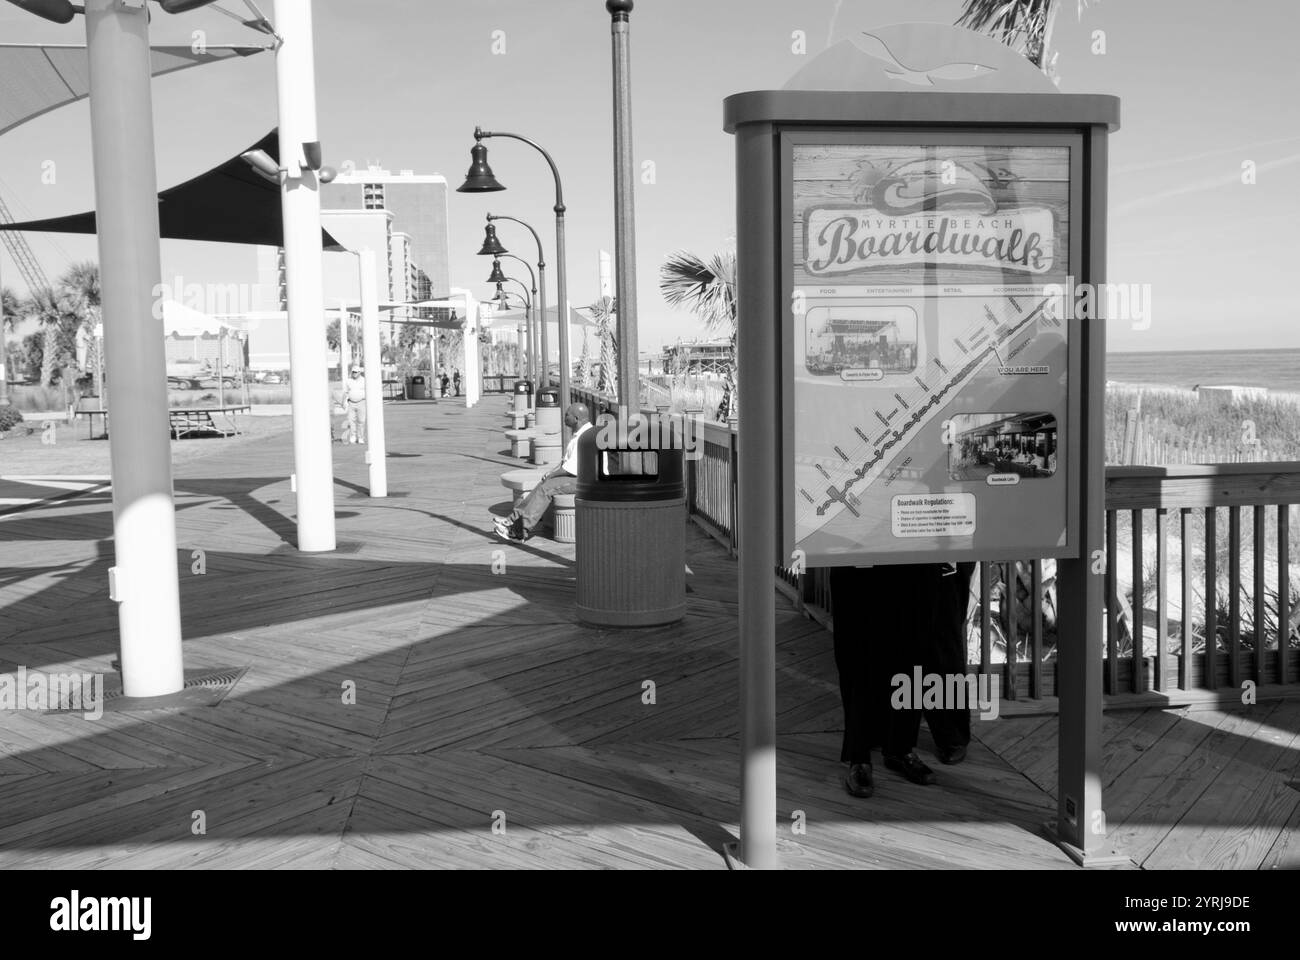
[553,493,576,544]
[500,467,550,508]
[504,428,534,459]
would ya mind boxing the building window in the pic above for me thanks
[363,183,386,210]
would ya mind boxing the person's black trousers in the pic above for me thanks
[830,562,975,763]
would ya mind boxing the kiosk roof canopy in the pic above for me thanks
[724,22,1119,132]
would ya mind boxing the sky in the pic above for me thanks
[0,0,1297,353]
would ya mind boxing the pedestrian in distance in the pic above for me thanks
[342,365,367,444]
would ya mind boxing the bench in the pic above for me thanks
[504,428,534,459]
[72,398,108,439]
[500,467,550,508]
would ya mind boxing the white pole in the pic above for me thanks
[460,290,479,408]
[84,0,183,697]
[337,298,350,376]
[359,249,387,497]
[275,0,335,552]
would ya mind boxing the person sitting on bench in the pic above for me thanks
[494,403,591,542]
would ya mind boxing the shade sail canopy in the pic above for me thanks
[0,43,266,138]
[494,302,599,329]
[0,130,342,250]
[162,299,258,335]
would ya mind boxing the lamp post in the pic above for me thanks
[458,129,572,445]
[482,214,548,398]
[493,286,530,378]
[498,254,537,382]
[487,261,535,382]
[496,255,537,381]
[608,0,640,409]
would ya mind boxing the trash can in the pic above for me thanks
[575,418,686,627]
[410,375,428,400]
[533,389,561,465]
[511,380,532,428]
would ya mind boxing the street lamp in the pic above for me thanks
[476,222,507,257]
[458,128,572,445]
[482,214,548,410]
[497,254,538,382]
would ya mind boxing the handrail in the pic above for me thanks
[565,383,1300,701]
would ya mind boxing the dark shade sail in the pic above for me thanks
[0,129,342,250]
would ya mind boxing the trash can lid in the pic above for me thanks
[576,419,686,502]
[536,389,560,407]
[514,380,531,394]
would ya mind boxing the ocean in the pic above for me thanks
[1106,349,1300,394]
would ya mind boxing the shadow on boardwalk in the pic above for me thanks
[0,400,1295,868]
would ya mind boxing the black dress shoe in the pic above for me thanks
[843,762,874,798]
[884,751,936,785]
[936,743,967,765]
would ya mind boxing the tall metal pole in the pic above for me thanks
[275,0,335,552]
[734,120,779,869]
[84,0,183,697]
[358,249,387,498]
[609,0,639,410]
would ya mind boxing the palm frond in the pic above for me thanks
[658,249,737,336]
[956,0,1054,67]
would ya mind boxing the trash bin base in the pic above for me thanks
[575,497,685,627]
[576,601,685,628]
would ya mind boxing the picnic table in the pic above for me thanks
[168,405,250,439]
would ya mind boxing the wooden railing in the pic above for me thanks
[568,383,1300,701]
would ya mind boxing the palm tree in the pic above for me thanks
[23,284,74,388]
[59,261,101,394]
[1,285,20,405]
[586,295,618,400]
[658,249,737,419]
[956,0,1098,83]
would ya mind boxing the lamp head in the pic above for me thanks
[486,259,508,285]
[457,140,505,193]
[477,223,507,256]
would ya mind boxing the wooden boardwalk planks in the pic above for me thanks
[0,399,1295,868]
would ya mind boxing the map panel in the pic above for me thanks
[789,141,1073,564]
